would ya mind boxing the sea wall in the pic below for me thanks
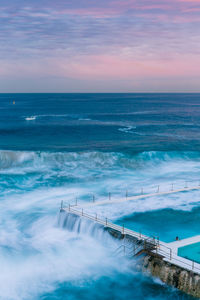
[108,227,200,298]
[140,254,200,298]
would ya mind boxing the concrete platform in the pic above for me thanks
[168,235,200,254]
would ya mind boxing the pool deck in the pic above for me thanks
[154,240,200,274]
[168,235,200,255]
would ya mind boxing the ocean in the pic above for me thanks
[0,93,199,300]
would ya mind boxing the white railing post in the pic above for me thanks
[69,203,70,211]
[95,213,97,221]
[75,197,77,206]
[170,248,172,260]
[192,260,194,270]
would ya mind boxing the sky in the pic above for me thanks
[0,0,200,92]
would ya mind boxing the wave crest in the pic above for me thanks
[0,150,200,171]
[0,151,35,169]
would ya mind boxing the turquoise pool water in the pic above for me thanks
[116,208,200,243]
[178,242,200,264]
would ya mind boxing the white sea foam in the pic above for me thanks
[24,114,85,121]
[0,204,130,300]
[118,126,136,133]
[0,149,200,299]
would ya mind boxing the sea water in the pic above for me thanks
[0,93,199,299]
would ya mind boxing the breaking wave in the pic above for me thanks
[0,149,200,171]
[58,210,115,245]
[1,149,200,217]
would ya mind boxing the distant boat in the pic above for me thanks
[25,116,36,121]
[13,101,15,105]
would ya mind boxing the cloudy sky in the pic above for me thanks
[0,0,200,92]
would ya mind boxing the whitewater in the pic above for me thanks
[0,93,200,300]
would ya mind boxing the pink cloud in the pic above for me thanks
[1,53,200,92]
[52,0,200,21]
[2,53,200,81]
[55,8,119,18]
[111,0,172,10]
[50,54,200,81]
[179,0,200,2]
[183,7,200,11]
[57,2,173,18]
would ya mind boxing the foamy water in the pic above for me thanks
[0,148,199,299]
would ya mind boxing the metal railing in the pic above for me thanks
[62,205,151,241]
[61,204,200,275]
[151,240,200,274]
[63,179,200,208]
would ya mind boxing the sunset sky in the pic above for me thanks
[0,0,200,92]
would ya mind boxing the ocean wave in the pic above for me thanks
[0,150,35,169]
[1,149,199,220]
[0,150,200,171]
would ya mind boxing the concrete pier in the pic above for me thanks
[77,184,200,208]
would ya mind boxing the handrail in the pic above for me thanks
[62,179,200,208]
[64,207,159,245]
[62,206,200,274]
[113,244,134,257]
[66,206,148,240]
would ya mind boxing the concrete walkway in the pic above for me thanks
[168,235,200,254]
[79,185,200,208]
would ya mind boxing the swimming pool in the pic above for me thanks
[178,242,200,264]
[116,208,200,243]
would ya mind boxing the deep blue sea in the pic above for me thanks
[0,93,200,300]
